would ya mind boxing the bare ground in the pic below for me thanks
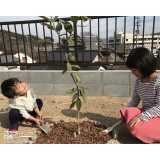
[0,94,144,144]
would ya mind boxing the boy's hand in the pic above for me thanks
[37,112,43,120]
[34,118,43,126]
[34,107,43,120]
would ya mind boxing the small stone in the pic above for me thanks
[50,123,54,126]
[36,130,41,136]
[122,103,127,106]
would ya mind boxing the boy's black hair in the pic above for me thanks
[1,78,20,98]
[126,47,157,78]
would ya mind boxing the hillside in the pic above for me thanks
[0,29,42,50]
[0,29,41,43]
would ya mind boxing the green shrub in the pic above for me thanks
[20,66,28,70]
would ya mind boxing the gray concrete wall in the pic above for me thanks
[0,70,159,97]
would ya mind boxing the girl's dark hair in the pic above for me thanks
[1,78,19,98]
[126,47,156,78]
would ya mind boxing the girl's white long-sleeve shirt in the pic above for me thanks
[8,88,38,119]
[128,74,160,121]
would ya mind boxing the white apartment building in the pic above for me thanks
[109,31,160,53]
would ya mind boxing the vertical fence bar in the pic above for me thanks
[0,25,8,63]
[114,17,117,62]
[35,23,41,63]
[151,16,155,53]
[89,19,92,61]
[142,16,145,48]
[50,22,54,62]
[98,18,100,62]
[21,24,27,63]
[57,20,62,62]
[7,25,14,63]
[14,24,20,63]
[74,22,78,63]
[28,23,34,63]
[106,18,108,63]
[42,24,47,62]
[133,16,136,49]
[123,16,126,62]
[81,20,84,62]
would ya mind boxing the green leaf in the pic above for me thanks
[81,16,91,22]
[70,16,79,23]
[68,53,76,62]
[39,16,49,21]
[47,25,55,30]
[72,93,78,102]
[79,85,87,90]
[70,101,76,109]
[63,22,73,34]
[80,89,87,102]
[65,52,69,60]
[48,16,58,23]
[76,98,82,111]
[56,23,62,33]
[73,72,81,83]
[71,65,81,69]
[80,86,87,93]
[66,88,77,94]
[62,69,67,74]
[67,38,74,45]
[41,22,49,26]
[59,19,65,23]
[67,28,75,34]
[67,62,72,72]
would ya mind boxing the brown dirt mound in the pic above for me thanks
[35,121,112,144]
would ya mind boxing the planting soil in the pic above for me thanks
[36,121,112,144]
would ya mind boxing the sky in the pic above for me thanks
[1,1,160,159]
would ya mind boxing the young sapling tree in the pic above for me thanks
[35,16,90,135]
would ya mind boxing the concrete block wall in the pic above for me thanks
[1,70,158,97]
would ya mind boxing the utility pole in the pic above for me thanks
[135,17,141,47]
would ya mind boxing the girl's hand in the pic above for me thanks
[128,116,141,127]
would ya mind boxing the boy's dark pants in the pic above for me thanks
[9,99,43,130]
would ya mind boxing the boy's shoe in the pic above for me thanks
[9,129,18,133]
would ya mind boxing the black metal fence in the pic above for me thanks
[0,16,160,68]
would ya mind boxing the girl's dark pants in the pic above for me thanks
[9,99,43,130]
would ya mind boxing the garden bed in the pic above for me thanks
[36,121,115,144]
